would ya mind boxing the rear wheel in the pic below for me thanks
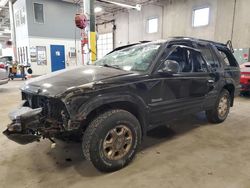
[82,109,141,172]
[206,89,231,123]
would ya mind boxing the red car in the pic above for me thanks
[240,62,250,94]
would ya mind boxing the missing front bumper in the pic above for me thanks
[2,106,43,145]
[3,129,40,145]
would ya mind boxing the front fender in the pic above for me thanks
[77,93,148,118]
[72,93,149,136]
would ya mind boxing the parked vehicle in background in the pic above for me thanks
[240,62,250,94]
[0,56,12,80]
[0,56,13,64]
[0,56,31,80]
[0,56,12,70]
[3,37,240,172]
[0,63,9,85]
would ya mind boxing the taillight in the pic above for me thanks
[0,64,5,69]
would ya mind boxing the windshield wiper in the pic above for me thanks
[102,64,122,70]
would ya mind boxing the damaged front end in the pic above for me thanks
[3,91,78,145]
[3,106,43,144]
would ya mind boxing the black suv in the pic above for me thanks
[3,37,240,172]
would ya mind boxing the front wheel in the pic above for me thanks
[206,89,231,123]
[82,109,142,172]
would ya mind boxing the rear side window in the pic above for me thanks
[198,45,220,69]
[218,49,238,67]
[219,51,230,66]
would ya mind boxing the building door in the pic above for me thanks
[50,45,65,72]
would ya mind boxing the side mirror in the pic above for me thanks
[158,60,180,74]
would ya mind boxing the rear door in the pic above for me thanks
[196,43,225,109]
[211,45,240,96]
[216,47,240,82]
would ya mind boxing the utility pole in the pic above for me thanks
[84,0,97,63]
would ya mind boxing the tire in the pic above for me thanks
[206,89,231,123]
[82,109,142,172]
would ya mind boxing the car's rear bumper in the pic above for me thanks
[0,78,8,85]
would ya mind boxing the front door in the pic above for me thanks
[50,45,65,72]
[148,45,211,127]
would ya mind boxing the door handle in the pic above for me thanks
[207,79,215,89]
[207,80,214,84]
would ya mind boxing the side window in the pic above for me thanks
[164,47,207,73]
[187,50,207,72]
[198,45,220,69]
[218,49,238,67]
[164,47,187,71]
[219,51,230,66]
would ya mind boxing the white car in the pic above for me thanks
[0,64,8,85]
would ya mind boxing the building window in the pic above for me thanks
[20,7,26,25]
[15,7,26,27]
[193,7,210,27]
[34,3,44,23]
[15,11,20,27]
[97,33,113,59]
[147,18,158,33]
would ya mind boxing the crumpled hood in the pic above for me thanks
[22,65,132,96]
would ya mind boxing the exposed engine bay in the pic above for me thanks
[3,92,77,145]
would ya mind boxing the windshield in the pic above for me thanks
[95,43,161,72]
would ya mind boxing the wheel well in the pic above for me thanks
[223,84,235,106]
[83,101,146,136]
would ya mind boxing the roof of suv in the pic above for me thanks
[110,37,228,54]
[168,37,227,47]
